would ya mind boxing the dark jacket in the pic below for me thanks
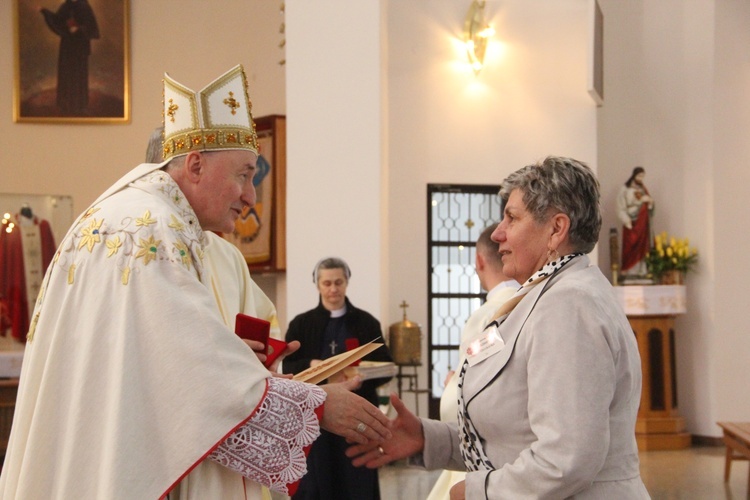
[283,297,393,406]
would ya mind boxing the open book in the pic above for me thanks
[293,339,384,385]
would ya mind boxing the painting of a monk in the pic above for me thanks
[13,0,129,122]
[40,0,100,115]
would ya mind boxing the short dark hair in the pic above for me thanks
[476,223,503,268]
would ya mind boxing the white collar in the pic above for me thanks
[329,305,347,318]
[486,279,520,301]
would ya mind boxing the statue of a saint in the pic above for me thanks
[616,167,654,277]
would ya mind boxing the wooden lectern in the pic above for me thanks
[614,285,691,450]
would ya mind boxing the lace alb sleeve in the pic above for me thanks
[209,377,326,494]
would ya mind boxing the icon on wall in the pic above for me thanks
[13,0,130,123]
[222,115,287,272]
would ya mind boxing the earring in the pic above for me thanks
[547,248,560,263]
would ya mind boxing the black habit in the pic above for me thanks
[284,297,393,500]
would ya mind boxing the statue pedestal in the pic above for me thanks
[614,285,691,450]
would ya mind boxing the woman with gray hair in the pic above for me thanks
[348,157,649,499]
[284,257,394,500]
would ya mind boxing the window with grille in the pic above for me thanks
[427,184,502,419]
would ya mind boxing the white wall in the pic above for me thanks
[285,1,387,322]
[597,0,750,437]
[712,0,750,425]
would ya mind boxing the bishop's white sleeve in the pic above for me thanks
[209,377,326,495]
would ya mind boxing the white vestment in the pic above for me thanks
[170,232,286,500]
[203,231,281,342]
[426,280,518,500]
[0,164,324,500]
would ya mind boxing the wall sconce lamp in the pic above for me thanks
[463,0,495,75]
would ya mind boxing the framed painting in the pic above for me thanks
[13,0,130,123]
[223,115,287,272]
[587,0,604,106]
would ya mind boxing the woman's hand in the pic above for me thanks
[345,393,425,468]
[449,480,466,500]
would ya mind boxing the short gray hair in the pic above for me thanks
[145,126,164,163]
[499,156,601,254]
[312,257,351,283]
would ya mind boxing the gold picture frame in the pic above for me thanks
[223,115,287,272]
[13,0,130,123]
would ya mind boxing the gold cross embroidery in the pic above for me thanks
[223,91,240,115]
[166,99,179,122]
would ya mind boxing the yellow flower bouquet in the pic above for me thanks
[645,232,698,283]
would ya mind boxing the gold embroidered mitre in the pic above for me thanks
[162,64,258,161]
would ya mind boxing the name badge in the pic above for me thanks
[466,324,505,367]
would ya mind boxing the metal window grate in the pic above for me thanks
[426,184,501,418]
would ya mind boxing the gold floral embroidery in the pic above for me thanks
[136,210,157,227]
[168,214,185,231]
[174,241,192,269]
[28,170,210,345]
[135,235,161,265]
[57,172,205,291]
[78,219,103,252]
[106,236,122,257]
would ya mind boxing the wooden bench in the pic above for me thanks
[717,421,750,494]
